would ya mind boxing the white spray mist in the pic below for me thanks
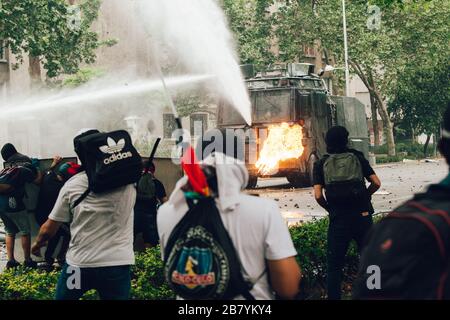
[134,0,252,125]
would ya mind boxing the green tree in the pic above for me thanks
[222,0,275,68]
[390,62,450,157]
[272,0,449,156]
[0,0,113,85]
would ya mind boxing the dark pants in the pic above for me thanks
[134,210,159,246]
[55,263,131,300]
[327,213,373,300]
[45,226,70,264]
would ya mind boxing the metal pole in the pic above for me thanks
[342,0,350,97]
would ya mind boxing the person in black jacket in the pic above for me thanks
[0,143,41,269]
[35,157,81,269]
[313,126,381,300]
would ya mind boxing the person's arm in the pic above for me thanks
[49,156,63,171]
[367,174,381,196]
[314,184,329,211]
[156,180,168,204]
[33,182,71,256]
[267,257,302,299]
[32,219,62,256]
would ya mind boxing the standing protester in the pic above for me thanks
[158,129,301,300]
[134,161,167,249]
[35,157,81,270]
[353,106,450,300]
[0,143,41,269]
[32,129,142,300]
[313,126,381,300]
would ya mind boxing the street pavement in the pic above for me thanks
[247,159,448,225]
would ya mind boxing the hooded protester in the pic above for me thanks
[0,143,40,269]
[157,129,302,300]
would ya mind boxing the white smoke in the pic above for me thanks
[135,0,252,125]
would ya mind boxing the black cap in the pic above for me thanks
[1,143,18,161]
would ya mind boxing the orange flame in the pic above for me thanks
[256,123,304,175]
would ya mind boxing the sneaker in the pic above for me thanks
[39,261,54,272]
[23,259,38,269]
[5,260,20,269]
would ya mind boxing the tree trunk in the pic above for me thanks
[28,55,42,88]
[411,126,416,144]
[348,59,396,156]
[423,134,431,158]
[370,95,380,146]
[376,97,396,156]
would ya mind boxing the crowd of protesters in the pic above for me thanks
[0,105,448,300]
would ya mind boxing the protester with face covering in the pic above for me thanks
[0,143,41,269]
[157,129,302,300]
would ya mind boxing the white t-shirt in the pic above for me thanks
[49,172,136,268]
[158,194,298,300]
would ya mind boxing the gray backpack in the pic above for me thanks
[323,153,368,207]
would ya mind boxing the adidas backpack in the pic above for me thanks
[353,187,450,300]
[164,197,255,300]
[323,152,369,208]
[73,130,142,206]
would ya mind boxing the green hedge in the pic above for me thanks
[0,217,367,300]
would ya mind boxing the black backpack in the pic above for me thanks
[353,185,450,300]
[164,197,255,300]
[73,130,142,207]
[0,167,20,194]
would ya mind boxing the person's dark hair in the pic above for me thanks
[325,126,349,154]
[196,128,245,161]
[73,129,100,166]
[439,104,450,164]
[1,143,18,161]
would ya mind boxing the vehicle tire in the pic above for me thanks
[287,154,317,188]
[247,175,258,189]
[286,173,309,188]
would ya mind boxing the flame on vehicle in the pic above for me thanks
[256,123,304,175]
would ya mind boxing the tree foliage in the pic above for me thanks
[0,0,113,78]
[222,0,449,155]
[222,0,275,68]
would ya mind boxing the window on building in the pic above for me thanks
[303,45,316,58]
[163,113,177,139]
[190,113,208,137]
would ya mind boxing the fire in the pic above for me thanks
[256,123,304,175]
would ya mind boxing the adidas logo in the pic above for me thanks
[100,137,126,154]
[99,137,132,165]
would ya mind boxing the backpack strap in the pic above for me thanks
[72,188,91,210]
